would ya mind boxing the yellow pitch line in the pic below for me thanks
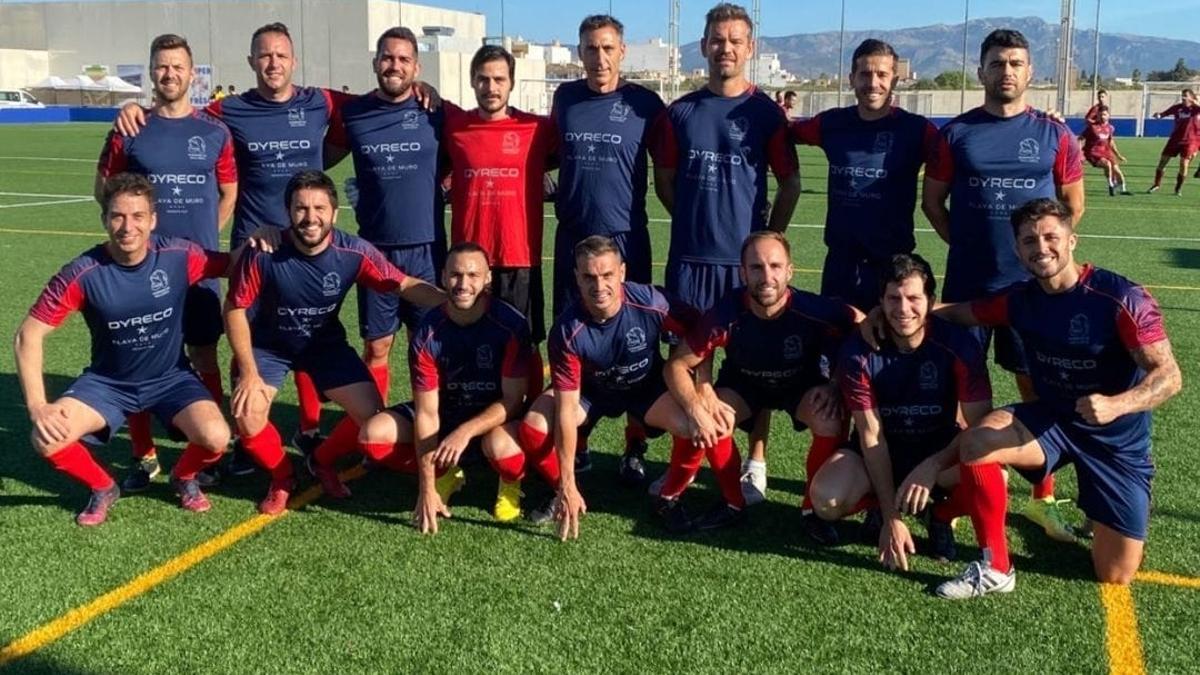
[1099,583,1147,675]
[0,465,366,666]
[1136,570,1200,589]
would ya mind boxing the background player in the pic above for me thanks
[930,198,1182,598]
[1079,107,1130,196]
[96,33,237,491]
[1147,88,1200,195]
[1084,89,1109,125]
[15,174,235,524]
[924,28,1084,540]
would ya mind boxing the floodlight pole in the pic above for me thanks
[960,0,969,113]
[1055,0,1075,115]
[837,0,845,106]
[1091,0,1101,100]
[751,0,761,85]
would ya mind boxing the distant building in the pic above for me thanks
[625,37,676,74]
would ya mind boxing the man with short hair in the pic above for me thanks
[811,253,992,568]
[15,173,236,525]
[96,33,238,491]
[1147,88,1200,195]
[929,197,1181,598]
[549,14,667,482]
[224,171,444,514]
[923,28,1085,540]
[782,90,797,117]
[1080,107,1130,196]
[665,231,862,544]
[1084,89,1109,125]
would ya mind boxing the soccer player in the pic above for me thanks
[96,34,238,491]
[15,174,235,525]
[1147,88,1200,195]
[1084,89,1109,125]
[327,27,447,403]
[930,198,1181,598]
[443,45,556,344]
[923,28,1084,540]
[811,253,993,569]
[357,243,552,533]
[782,90,798,118]
[524,236,748,539]
[224,171,444,514]
[1080,107,1131,196]
[549,14,667,482]
[665,231,862,544]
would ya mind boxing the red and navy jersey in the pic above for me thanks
[208,87,350,246]
[971,265,1166,451]
[1084,103,1104,125]
[443,106,557,268]
[328,93,445,247]
[410,298,532,415]
[1081,122,1115,156]
[550,282,694,395]
[1157,102,1200,144]
[228,228,406,355]
[839,318,991,452]
[791,106,937,259]
[653,87,799,265]
[29,236,228,381]
[926,106,1083,302]
[97,112,236,251]
[551,80,666,236]
[688,286,857,392]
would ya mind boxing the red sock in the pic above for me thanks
[802,434,840,511]
[240,423,292,485]
[128,411,156,459]
[933,481,972,522]
[294,371,322,433]
[659,436,704,499]
[962,463,1011,573]
[705,437,746,509]
[489,453,526,483]
[313,417,360,467]
[363,441,417,473]
[519,421,560,486]
[198,370,224,407]
[368,364,390,404]
[172,443,223,481]
[1032,474,1055,500]
[46,442,114,491]
[1153,168,1164,188]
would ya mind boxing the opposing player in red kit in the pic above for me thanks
[1080,107,1130,196]
[1147,88,1200,195]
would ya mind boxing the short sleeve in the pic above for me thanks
[920,120,940,165]
[501,331,532,379]
[1053,129,1084,186]
[410,333,440,392]
[838,347,876,412]
[766,115,800,180]
[790,116,821,147]
[354,243,408,293]
[227,250,265,309]
[96,130,128,177]
[648,109,678,169]
[685,307,729,360]
[28,262,90,326]
[970,294,1010,327]
[548,326,583,392]
[1116,285,1167,350]
[949,332,992,403]
[925,131,954,182]
[216,132,238,183]
[185,244,231,284]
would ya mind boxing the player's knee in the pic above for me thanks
[481,428,517,458]
[1094,562,1137,585]
[192,421,231,453]
[809,482,846,521]
[359,411,402,446]
[959,425,997,464]
[234,410,267,437]
[523,402,553,434]
[363,335,394,364]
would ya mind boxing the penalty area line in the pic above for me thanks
[1099,583,1146,675]
[1135,570,1200,589]
[0,465,366,667]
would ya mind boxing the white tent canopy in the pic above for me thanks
[33,74,141,92]
[28,74,143,106]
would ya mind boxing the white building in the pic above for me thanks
[624,37,677,75]
[751,52,795,88]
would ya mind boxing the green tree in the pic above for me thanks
[934,70,966,90]
[1132,68,1141,84]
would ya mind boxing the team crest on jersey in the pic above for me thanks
[727,117,749,142]
[149,269,170,298]
[609,100,631,123]
[919,361,939,390]
[288,107,307,128]
[187,136,207,160]
[872,131,894,155]
[321,272,341,297]
[402,110,420,130]
[1068,313,1090,345]
[1017,138,1040,163]
[782,335,803,360]
[476,344,495,369]
[502,131,521,155]
[625,327,648,352]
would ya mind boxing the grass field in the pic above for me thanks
[0,123,1197,674]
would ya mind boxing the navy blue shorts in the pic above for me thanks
[250,342,373,395]
[965,325,1029,376]
[579,376,669,438]
[182,280,224,347]
[553,227,653,318]
[61,367,212,445]
[715,371,819,432]
[388,401,485,458]
[845,430,959,489]
[820,247,892,312]
[357,242,445,340]
[665,259,741,314]
[1010,402,1154,540]
[493,266,546,343]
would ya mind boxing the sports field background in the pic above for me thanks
[0,123,1197,673]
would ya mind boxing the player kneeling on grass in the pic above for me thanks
[810,253,993,569]
[224,170,444,515]
[924,198,1182,598]
[355,243,545,533]
[15,173,236,525]
[664,230,863,545]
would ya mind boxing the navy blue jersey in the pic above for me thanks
[410,298,532,415]
[689,287,857,392]
[653,87,799,265]
[972,264,1167,453]
[330,93,445,246]
[792,106,937,259]
[551,80,666,236]
[228,229,407,355]
[209,87,347,246]
[839,318,992,452]
[927,106,1084,301]
[550,283,693,396]
[29,236,228,381]
[98,111,237,250]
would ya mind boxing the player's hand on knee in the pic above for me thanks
[879,518,915,571]
[1076,394,1120,426]
[557,482,587,542]
[246,226,282,253]
[413,492,451,535]
[809,385,843,422]
[433,431,470,469]
[897,463,938,515]
[30,402,71,447]
[232,374,270,419]
[115,102,147,137]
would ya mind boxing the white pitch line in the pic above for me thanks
[0,191,91,199]
[0,198,92,209]
[0,156,94,163]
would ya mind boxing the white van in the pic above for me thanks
[0,90,45,108]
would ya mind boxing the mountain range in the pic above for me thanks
[680,16,1200,80]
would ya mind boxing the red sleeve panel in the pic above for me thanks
[28,257,95,326]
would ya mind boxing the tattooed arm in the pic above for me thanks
[1075,339,1182,425]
